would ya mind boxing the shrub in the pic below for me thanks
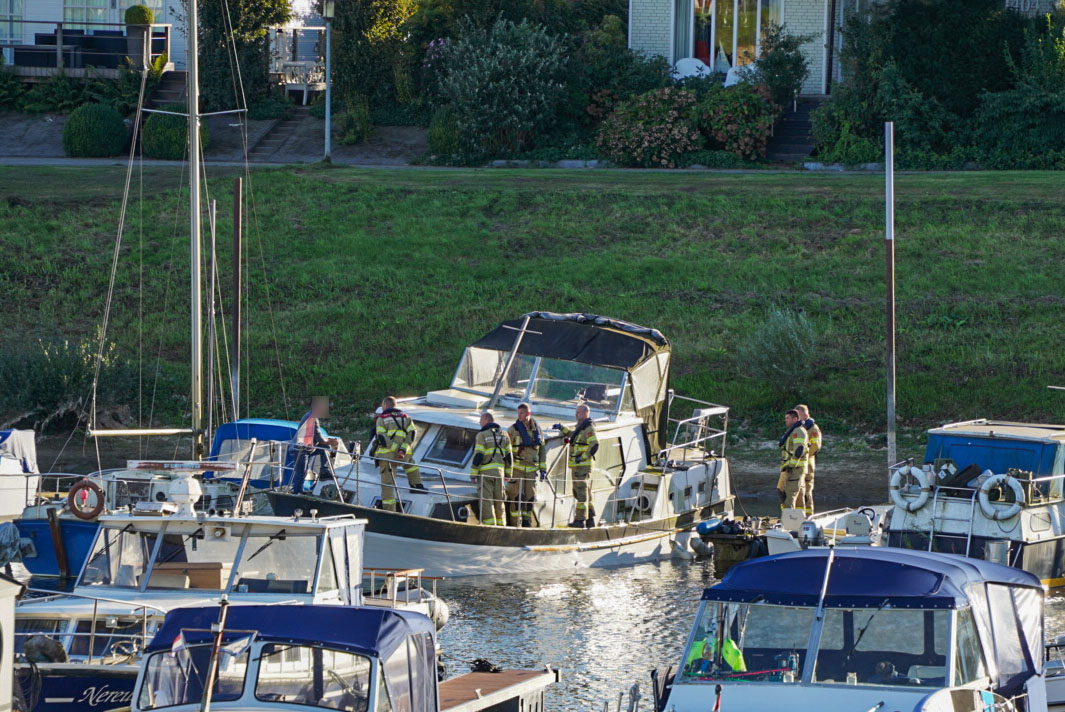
[142,103,210,160]
[338,95,372,145]
[0,66,24,110]
[748,23,814,109]
[124,4,154,25]
[595,86,701,167]
[199,0,290,112]
[692,83,774,160]
[427,106,460,156]
[874,63,958,154]
[247,91,292,120]
[334,0,416,108]
[817,121,880,165]
[435,18,568,157]
[675,149,754,168]
[310,93,327,119]
[62,103,128,157]
[974,89,1065,164]
[737,306,817,392]
[20,73,86,113]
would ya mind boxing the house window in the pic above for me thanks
[0,0,21,48]
[64,0,108,29]
[676,0,782,69]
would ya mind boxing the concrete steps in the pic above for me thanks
[148,70,187,109]
[247,105,310,161]
[766,99,823,163]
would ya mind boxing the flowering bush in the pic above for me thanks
[691,83,774,160]
[595,87,701,167]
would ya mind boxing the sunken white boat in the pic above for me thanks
[270,312,735,577]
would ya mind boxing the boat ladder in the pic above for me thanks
[926,488,978,556]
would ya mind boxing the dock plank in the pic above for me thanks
[440,670,553,712]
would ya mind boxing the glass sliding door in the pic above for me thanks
[673,0,785,72]
[672,0,693,65]
[713,0,733,72]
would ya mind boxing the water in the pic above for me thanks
[435,559,719,712]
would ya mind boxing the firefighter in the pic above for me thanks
[373,396,426,512]
[290,396,339,496]
[795,404,822,515]
[555,404,599,528]
[507,402,546,526]
[472,410,512,526]
[777,409,809,511]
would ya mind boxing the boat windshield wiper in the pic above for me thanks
[843,599,890,665]
[153,528,205,567]
[82,523,135,572]
[246,529,287,562]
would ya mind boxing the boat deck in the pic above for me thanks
[440,669,557,712]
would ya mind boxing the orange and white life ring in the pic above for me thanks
[66,479,105,520]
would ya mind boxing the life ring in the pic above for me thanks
[889,467,930,512]
[978,474,1024,521]
[67,479,105,520]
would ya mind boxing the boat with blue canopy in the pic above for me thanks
[634,547,1047,712]
[130,604,556,712]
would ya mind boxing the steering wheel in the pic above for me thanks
[109,639,139,659]
[858,507,877,519]
[327,669,358,696]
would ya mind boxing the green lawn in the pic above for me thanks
[2,165,1064,441]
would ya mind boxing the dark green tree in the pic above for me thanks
[198,0,290,111]
[332,0,415,107]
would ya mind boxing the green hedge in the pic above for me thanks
[142,103,210,160]
[62,103,128,157]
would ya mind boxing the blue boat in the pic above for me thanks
[128,604,556,712]
[638,547,1047,712]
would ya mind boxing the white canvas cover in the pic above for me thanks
[0,429,38,473]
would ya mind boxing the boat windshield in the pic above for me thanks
[452,348,630,411]
[139,644,248,709]
[256,643,372,712]
[80,525,321,593]
[812,607,948,687]
[680,603,813,683]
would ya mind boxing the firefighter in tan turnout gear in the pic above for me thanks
[472,410,513,526]
[795,404,822,515]
[507,403,546,527]
[374,396,426,512]
[556,404,599,528]
[777,409,809,511]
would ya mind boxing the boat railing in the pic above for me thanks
[659,393,729,464]
[890,458,1063,505]
[19,588,168,663]
[364,567,444,604]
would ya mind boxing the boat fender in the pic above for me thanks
[978,474,1024,521]
[888,467,930,512]
[690,537,714,558]
[456,505,470,522]
[319,483,340,501]
[696,518,723,536]
[67,479,106,521]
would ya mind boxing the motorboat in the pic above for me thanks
[14,420,353,579]
[632,547,1048,712]
[762,505,891,556]
[885,420,1065,587]
[129,603,557,712]
[1,429,40,519]
[269,311,735,577]
[13,472,448,712]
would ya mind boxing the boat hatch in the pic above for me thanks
[678,549,1044,700]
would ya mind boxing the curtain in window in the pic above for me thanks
[672,0,693,63]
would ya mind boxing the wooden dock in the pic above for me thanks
[439,669,558,712]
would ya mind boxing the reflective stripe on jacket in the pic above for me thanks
[561,419,598,468]
[508,418,546,469]
[375,408,416,457]
[472,423,512,476]
[780,425,809,470]
[806,421,823,458]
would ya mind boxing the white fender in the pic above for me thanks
[889,467,930,512]
[978,474,1024,521]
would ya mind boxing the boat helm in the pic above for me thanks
[889,466,930,512]
[978,473,1025,521]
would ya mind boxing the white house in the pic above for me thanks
[628,0,1060,96]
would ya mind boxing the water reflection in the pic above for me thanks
[436,560,720,712]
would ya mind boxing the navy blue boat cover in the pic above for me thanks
[146,604,436,659]
[702,548,1044,698]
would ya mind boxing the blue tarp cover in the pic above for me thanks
[703,547,1041,609]
[924,433,1058,476]
[208,419,301,458]
[147,604,436,659]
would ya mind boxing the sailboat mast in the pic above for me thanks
[188,0,204,458]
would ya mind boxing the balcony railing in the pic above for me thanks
[0,19,173,79]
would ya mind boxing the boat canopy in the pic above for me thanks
[207,419,304,487]
[464,312,672,448]
[702,548,1044,698]
[147,604,435,660]
[0,429,38,474]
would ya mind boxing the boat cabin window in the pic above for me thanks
[14,619,66,654]
[231,532,320,594]
[953,608,988,684]
[592,437,625,491]
[256,643,372,712]
[423,427,475,467]
[681,603,813,682]
[139,644,247,709]
[812,608,948,686]
[69,617,146,657]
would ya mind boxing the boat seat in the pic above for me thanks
[154,561,225,589]
[146,572,191,589]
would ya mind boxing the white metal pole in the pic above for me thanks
[325,21,332,161]
[188,0,204,459]
[885,121,896,467]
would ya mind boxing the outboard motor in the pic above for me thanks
[798,521,822,547]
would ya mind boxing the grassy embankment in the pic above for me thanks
[1,165,1064,448]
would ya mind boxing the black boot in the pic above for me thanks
[586,505,597,528]
[410,483,428,493]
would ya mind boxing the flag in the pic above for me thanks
[170,631,187,657]
[220,635,254,658]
